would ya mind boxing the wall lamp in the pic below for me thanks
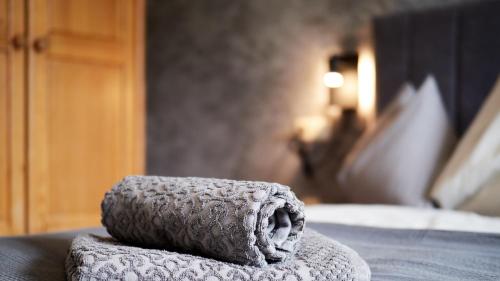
[323,53,359,111]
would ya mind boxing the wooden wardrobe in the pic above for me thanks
[0,0,144,235]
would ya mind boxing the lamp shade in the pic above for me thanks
[325,54,358,109]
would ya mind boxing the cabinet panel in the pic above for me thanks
[0,0,27,235]
[45,60,125,226]
[50,0,120,39]
[28,0,144,233]
[0,41,8,233]
[0,0,7,230]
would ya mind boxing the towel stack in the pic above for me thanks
[65,176,370,281]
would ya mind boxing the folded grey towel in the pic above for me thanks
[66,229,371,281]
[101,176,305,267]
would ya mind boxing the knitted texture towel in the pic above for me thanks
[65,229,371,281]
[101,176,306,267]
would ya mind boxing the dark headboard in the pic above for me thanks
[374,0,500,136]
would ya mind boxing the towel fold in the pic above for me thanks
[66,229,371,281]
[101,176,305,266]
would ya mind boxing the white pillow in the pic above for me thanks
[430,76,500,212]
[338,83,416,176]
[338,76,456,206]
[460,172,500,216]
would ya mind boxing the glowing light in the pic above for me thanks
[323,71,344,88]
[334,69,357,108]
[357,48,376,122]
[294,115,328,142]
[325,104,342,119]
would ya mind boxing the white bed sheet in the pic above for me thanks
[305,204,500,234]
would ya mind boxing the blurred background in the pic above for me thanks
[146,0,480,202]
[0,0,488,235]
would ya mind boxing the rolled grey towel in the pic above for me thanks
[66,229,371,281]
[101,176,305,267]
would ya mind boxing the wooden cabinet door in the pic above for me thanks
[28,0,144,233]
[0,0,27,235]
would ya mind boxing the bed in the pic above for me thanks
[2,1,500,281]
[2,215,500,281]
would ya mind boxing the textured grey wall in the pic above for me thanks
[147,0,481,201]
